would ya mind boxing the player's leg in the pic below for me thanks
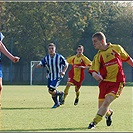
[88,94,115,129]
[0,65,3,109]
[105,82,124,126]
[105,108,113,126]
[49,78,64,108]
[62,82,72,104]
[98,99,113,125]
[0,78,2,109]
[56,89,64,105]
[88,82,124,129]
[47,79,59,108]
[88,81,111,129]
[48,88,60,108]
[74,85,81,105]
[96,94,115,119]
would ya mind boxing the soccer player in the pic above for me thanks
[88,32,133,129]
[0,32,20,108]
[62,45,92,105]
[36,43,68,108]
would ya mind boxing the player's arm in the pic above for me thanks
[60,56,69,76]
[61,64,68,76]
[75,56,92,69]
[0,41,20,63]
[36,61,43,68]
[36,57,48,68]
[126,57,133,67]
[119,45,133,67]
[74,65,90,69]
[91,72,103,82]
[88,54,103,82]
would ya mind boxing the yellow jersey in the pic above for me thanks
[67,54,92,82]
[89,43,130,82]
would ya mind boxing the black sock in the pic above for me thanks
[52,95,58,104]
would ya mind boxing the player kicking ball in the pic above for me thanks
[88,32,133,129]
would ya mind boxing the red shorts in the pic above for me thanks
[67,77,82,88]
[98,81,125,101]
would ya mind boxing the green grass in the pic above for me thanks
[0,85,132,132]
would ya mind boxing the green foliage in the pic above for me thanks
[0,2,132,64]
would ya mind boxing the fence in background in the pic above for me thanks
[2,62,133,85]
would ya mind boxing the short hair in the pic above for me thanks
[48,43,56,47]
[92,32,106,41]
[77,45,84,50]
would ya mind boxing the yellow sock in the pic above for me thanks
[75,86,80,99]
[63,86,70,100]
[76,91,80,99]
[106,109,113,117]
[93,114,102,124]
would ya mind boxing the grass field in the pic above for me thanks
[0,85,132,132]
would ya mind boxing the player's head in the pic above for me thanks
[76,45,84,55]
[92,32,106,50]
[48,43,56,55]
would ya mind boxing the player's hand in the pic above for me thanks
[92,72,103,82]
[74,65,83,68]
[75,66,85,68]
[12,56,20,63]
[46,73,48,79]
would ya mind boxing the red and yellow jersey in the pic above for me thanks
[89,43,130,82]
[67,54,92,82]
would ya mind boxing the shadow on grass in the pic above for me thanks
[1,105,79,110]
[0,127,88,132]
[1,107,52,110]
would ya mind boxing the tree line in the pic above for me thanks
[0,1,132,65]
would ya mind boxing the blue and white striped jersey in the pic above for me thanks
[41,53,67,80]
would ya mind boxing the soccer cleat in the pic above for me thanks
[88,122,96,129]
[59,92,64,105]
[74,98,79,105]
[51,103,60,109]
[105,111,113,126]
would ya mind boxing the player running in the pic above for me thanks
[36,43,68,108]
[62,45,92,105]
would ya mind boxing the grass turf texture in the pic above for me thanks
[0,85,132,132]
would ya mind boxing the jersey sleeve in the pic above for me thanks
[41,57,47,67]
[60,55,68,66]
[83,56,92,66]
[118,45,130,62]
[89,54,100,74]
[67,55,75,64]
